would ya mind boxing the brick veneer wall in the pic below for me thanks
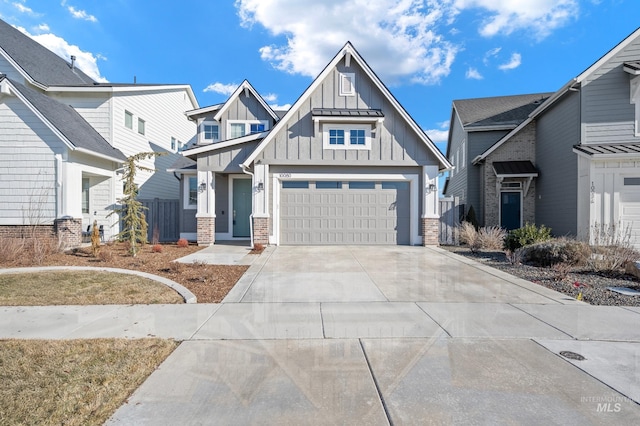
[253,217,269,245]
[197,216,215,246]
[55,218,82,248]
[422,218,439,246]
[0,224,56,239]
[0,218,82,248]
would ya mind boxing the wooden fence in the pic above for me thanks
[139,198,180,243]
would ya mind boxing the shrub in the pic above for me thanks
[169,262,184,273]
[253,243,264,252]
[478,226,507,250]
[98,248,114,263]
[588,222,640,271]
[518,238,590,267]
[504,223,552,252]
[90,220,100,257]
[0,237,25,265]
[152,244,163,253]
[458,221,481,252]
[176,238,189,248]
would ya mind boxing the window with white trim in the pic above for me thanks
[82,177,90,214]
[227,120,269,139]
[624,177,640,185]
[138,118,145,135]
[184,176,197,209]
[171,137,176,151]
[203,123,219,142]
[322,124,371,150]
[124,111,133,129]
[339,72,355,96]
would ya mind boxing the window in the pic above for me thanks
[250,123,265,134]
[82,178,90,214]
[230,123,246,139]
[350,129,365,145]
[624,177,640,185]
[316,181,342,189]
[382,182,409,190]
[204,124,219,141]
[171,137,176,150]
[228,120,269,139]
[124,111,133,129]
[329,129,345,145]
[349,181,375,189]
[282,181,309,189]
[339,72,355,96]
[323,124,371,150]
[138,118,145,135]
[178,141,183,151]
[185,176,197,209]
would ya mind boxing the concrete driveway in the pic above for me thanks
[224,245,578,304]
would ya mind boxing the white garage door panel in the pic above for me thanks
[620,192,640,249]
[280,182,410,245]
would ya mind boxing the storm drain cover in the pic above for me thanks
[559,351,586,361]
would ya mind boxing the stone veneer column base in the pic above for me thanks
[197,216,215,246]
[422,217,439,246]
[253,217,269,246]
[54,218,82,248]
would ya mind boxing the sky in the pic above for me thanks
[0,0,638,156]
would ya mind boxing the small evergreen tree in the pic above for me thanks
[109,152,165,256]
[90,220,100,257]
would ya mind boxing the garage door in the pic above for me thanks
[280,181,410,245]
[621,191,640,249]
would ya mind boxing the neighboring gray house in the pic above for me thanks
[179,42,452,246]
[449,27,640,248]
[443,93,551,229]
[0,18,197,245]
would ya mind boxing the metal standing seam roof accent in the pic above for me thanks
[311,108,384,117]
[492,161,539,176]
[573,143,640,156]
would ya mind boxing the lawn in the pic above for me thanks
[0,338,178,426]
[0,271,183,305]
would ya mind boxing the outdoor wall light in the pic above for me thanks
[427,183,437,194]
[257,181,264,191]
[198,182,207,193]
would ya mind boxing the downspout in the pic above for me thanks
[240,164,254,248]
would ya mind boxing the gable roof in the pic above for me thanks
[474,26,640,164]
[242,42,451,171]
[213,80,279,123]
[0,19,95,88]
[453,93,551,130]
[1,76,126,163]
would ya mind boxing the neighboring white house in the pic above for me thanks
[179,43,452,246]
[0,18,198,245]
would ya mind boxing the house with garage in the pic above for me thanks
[446,27,640,248]
[0,18,198,245]
[178,42,452,246]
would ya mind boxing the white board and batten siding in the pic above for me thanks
[0,96,61,225]
[112,89,197,200]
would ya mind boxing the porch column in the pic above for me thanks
[422,165,439,246]
[196,170,216,245]
[252,163,269,245]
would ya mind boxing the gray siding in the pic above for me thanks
[198,141,261,173]
[257,61,438,166]
[582,36,640,145]
[219,94,276,140]
[443,112,466,200]
[536,91,580,236]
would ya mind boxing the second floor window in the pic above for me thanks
[204,124,219,141]
[138,118,145,135]
[124,111,133,129]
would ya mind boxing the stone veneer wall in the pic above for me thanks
[484,121,537,228]
[422,218,439,246]
[253,217,269,245]
[197,216,215,246]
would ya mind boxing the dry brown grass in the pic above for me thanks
[0,271,183,306]
[0,338,178,426]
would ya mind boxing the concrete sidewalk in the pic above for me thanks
[2,245,640,424]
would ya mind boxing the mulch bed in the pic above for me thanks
[442,246,640,307]
[0,243,249,303]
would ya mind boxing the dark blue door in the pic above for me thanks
[500,192,521,231]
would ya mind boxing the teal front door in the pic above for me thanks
[233,179,252,237]
[500,191,521,231]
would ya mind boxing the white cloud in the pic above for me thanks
[203,82,238,96]
[453,0,577,39]
[67,5,97,22]
[498,52,522,70]
[424,128,449,144]
[465,67,483,79]
[262,93,278,102]
[13,2,34,15]
[37,23,50,32]
[16,26,107,82]
[483,47,501,65]
[269,103,291,111]
[236,0,459,85]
